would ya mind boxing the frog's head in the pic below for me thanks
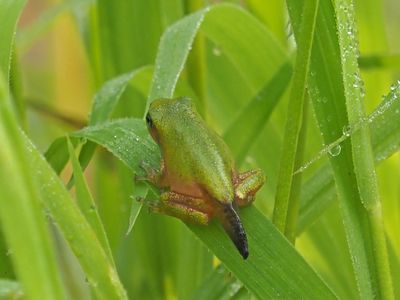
[146,97,195,143]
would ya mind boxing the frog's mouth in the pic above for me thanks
[219,203,249,259]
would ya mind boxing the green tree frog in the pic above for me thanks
[143,97,265,259]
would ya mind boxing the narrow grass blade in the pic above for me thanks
[336,1,393,297]
[223,61,292,165]
[272,0,319,236]
[298,81,400,233]
[67,138,114,265]
[0,0,26,83]
[0,76,66,300]
[71,118,337,298]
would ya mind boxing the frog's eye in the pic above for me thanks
[146,113,153,127]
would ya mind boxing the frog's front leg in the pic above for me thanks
[137,159,168,187]
[144,191,215,225]
[234,169,265,207]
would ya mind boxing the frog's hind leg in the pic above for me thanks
[234,169,265,207]
[145,191,214,225]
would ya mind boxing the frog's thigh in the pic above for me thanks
[152,192,211,225]
[234,169,265,207]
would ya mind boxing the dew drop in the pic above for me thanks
[212,47,221,56]
[328,145,342,157]
[342,125,351,137]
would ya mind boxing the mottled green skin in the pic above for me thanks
[148,97,235,204]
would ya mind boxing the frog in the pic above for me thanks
[141,97,265,259]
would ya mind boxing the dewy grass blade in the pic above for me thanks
[0,75,66,300]
[286,0,379,298]
[19,131,128,299]
[335,0,394,298]
[297,81,400,234]
[44,66,150,175]
[72,118,337,299]
[272,0,319,236]
[147,7,209,107]
[67,138,115,266]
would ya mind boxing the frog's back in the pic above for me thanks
[149,98,235,203]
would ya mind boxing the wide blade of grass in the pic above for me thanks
[286,0,387,297]
[147,8,208,104]
[0,75,66,300]
[21,133,128,300]
[72,118,337,298]
[44,67,149,174]
[272,0,319,238]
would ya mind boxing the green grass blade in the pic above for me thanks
[67,138,114,265]
[286,0,386,297]
[272,0,319,237]
[202,4,287,94]
[89,70,139,125]
[147,7,208,105]
[71,118,337,298]
[22,135,128,300]
[0,279,24,300]
[0,0,26,84]
[72,119,161,176]
[44,67,149,175]
[0,75,66,300]
[191,207,336,299]
[298,81,400,233]
[335,1,393,297]
[223,62,292,165]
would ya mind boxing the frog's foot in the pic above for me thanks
[148,192,214,225]
[234,169,265,207]
[135,160,165,185]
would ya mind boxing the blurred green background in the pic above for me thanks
[1,0,400,299]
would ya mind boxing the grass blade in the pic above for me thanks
[22,134,128,300]
[147,7,208,105]
[298,81,400,233]
[335,1,393,297]
[67,138,114,265]
[272,0,319,237]
[0,75,66,300]
[223,62,292,165]
[285,0,388,297]
[72,118,337,298]
[0,0,26,83]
